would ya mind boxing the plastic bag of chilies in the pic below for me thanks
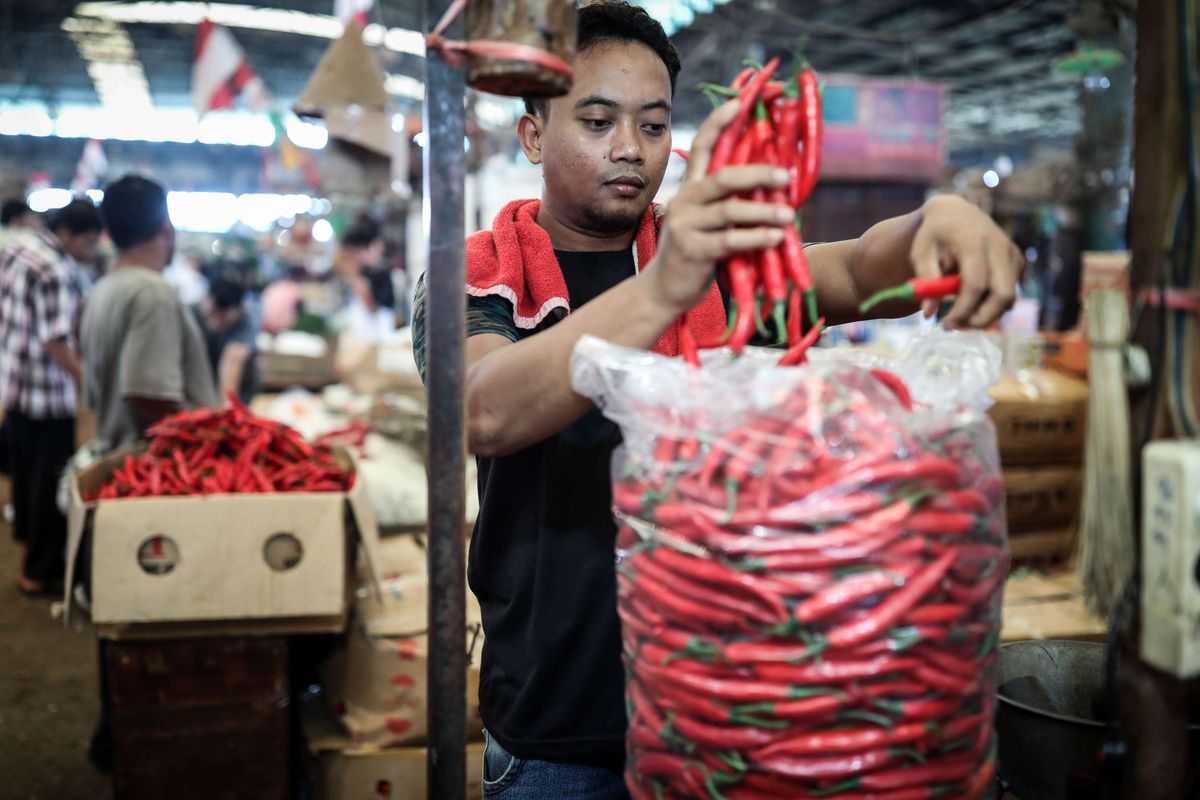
[570,329,1007,800]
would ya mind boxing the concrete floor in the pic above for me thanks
[0,478,112,800]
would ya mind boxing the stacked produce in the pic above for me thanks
[87,395,354,500]
[606,360,1006,799]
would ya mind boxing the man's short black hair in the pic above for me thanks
[523,0,681,117]
[100,174,169,250]
[210,274,246,311]
[1,199,33,227]
[47,198,103,236]
[341,216,381,249]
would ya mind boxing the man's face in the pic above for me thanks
[60,230,101,264]
[533,40,672,235]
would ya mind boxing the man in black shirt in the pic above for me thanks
[412,3,1023,796]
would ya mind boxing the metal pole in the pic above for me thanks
[422,0,467,797]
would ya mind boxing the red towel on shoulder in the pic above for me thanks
[465,199,726,356]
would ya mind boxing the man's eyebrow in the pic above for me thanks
[574,95,618,110]
[572,95,672,113]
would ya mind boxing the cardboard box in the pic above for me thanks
[1003,465,1083,531]
[324,535,485,749]
[65,446,381,638]
[988,369,1088,465]
[259,350,338,391]
[318,743,485,800]
[335,332,425,399]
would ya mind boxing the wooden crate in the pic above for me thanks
[1007,525,1077,564]
[108,637,290,800]
[1001,569,1107,643]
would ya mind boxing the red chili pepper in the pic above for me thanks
[826,549,959,649]
[793,564,918,624]
[859,275,963,314]
[670,710,783,750]
[678,313,701,367]
[793,67,822,207]
[647,671,786,729]
[639,656,836,704]
[755,721,934,759]
[727,255,759,353]
[754,655,921,686]
[709,58,781,174]
[628,573,748,631]
[829,751,980,793]
[777,317,825,366]
[634,551,783,625]
[753,747,903,780]
[647,548,788,623]
[903,603,969,626]
[904,509,977,536]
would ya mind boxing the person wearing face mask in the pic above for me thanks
[411,3,1024,795]
[0,198,102,595]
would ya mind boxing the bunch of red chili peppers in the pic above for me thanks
[680,58,824,368]
[87,394,354,500]
[613,367,1005,799]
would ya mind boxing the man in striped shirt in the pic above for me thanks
[0,198,102,594]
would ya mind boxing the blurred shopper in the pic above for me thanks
[192,274,259,405]
[79,175,219,774]
[334,216,396,340]
[163,251,210,306]
[0,198,102,594]
[260,265,304,333]
[81,175,218,454]
[0,199,40,249]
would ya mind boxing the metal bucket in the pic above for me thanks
[995,640,1200,799]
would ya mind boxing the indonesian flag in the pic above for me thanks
[192,20,271,116]
[71,139,108,193]
[335,0,374,27]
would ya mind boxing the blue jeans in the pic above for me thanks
[482,729,631,799]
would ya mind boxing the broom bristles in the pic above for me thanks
[1078,288,1135,617]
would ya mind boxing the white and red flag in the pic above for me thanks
[192,19,271,116]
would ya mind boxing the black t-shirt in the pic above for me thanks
[412,249,635,767]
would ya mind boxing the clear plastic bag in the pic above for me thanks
[570,330,1007,800]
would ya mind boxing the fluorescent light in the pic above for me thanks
[286,117,328,150]
[0,107,53,137]
[63,16,155,112]
[28,188,74,212]
[236,193,315,230]
[74,2,424,56]
[312,218,334,243]
[982,170,1000,189]
[386,74,425,101]
[167,191,240,233]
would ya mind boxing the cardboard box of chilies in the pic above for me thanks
[64,444,382,639]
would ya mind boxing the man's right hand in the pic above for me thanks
[641,100,794,315]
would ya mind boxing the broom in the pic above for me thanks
[1078,288,1135,617]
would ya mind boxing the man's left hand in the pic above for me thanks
[908,195,1025,329]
